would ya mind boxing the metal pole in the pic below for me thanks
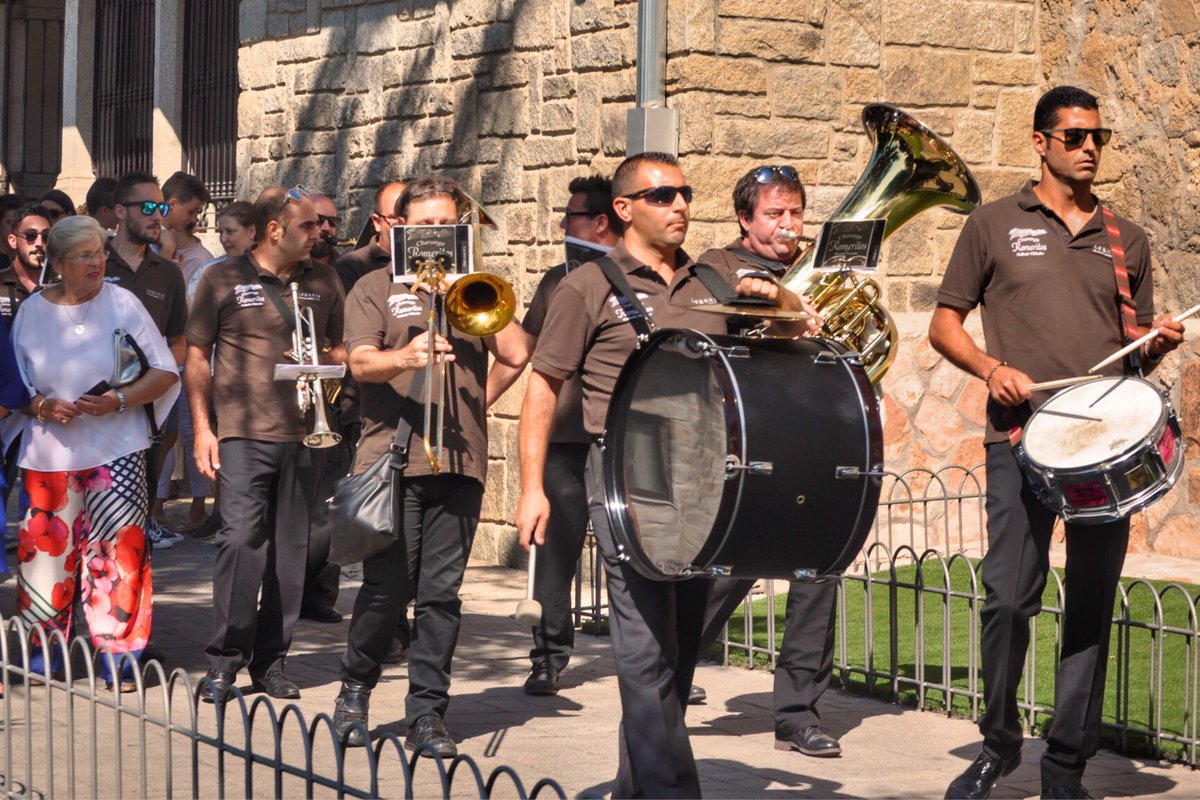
[626,0,678,156]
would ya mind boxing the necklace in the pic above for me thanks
[62,293,96,335]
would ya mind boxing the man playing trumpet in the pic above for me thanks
[331,176,527,757]
[186,186,346,703]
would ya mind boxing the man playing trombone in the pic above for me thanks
[331,176,528,757]
[186,186,346,703]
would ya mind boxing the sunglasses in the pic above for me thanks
[286,184,312,203]
[17,229,50,244]
[622,185,693,205]
[120,200,170,217]
[316,213,339,228]
[753,165,800,184]
[563,210,599,219]
[1040,128,1113,148]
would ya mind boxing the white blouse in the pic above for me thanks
[12,283,180,471]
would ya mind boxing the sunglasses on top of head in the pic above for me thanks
[752,165,800,184]
[1039,128,1113,148]
[120,200,170,217]
[622,185,693,205]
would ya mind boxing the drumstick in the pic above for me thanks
[514,544,543,627]
[1026,375,1105,392]
[1086,303,1200,374]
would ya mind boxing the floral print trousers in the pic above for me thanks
[16,452,153,662]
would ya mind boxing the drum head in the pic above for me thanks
[605,332,732,576]
[1023,376,1163,470]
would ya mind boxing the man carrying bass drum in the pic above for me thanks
[930,86,1185,800]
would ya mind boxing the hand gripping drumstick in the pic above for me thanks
[1087,303,1200,374]
[514,544,543,627]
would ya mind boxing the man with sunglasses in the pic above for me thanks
[334,181,407,292]
[108,171,190,549]
[517,152,809,798]
[309,194,341,266]
[932,86,1185,800]
[0,204,52,330]
[187,186,346,704]
[692,164,841,760]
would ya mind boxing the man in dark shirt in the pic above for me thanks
[187,186,346,703]
[310,193,341,266]
[517,152,807,798]
[0,204,51,329]
[931,86,1185,800]
[333,181,407,292]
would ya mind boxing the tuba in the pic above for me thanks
[781,103,981,383]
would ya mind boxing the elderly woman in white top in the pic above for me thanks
[11,215,178,690]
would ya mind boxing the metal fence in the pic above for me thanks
[0,618,566,800]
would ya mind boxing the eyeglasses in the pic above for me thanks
[63,250,104,266]
[563,210,599,219]
[752,165,800,184]
[622,185,693,205]
[120,200,170,217]
[316,214,339,228]
[286,184,312,203]
[1040,128,1113,148]
[17,229,50,244]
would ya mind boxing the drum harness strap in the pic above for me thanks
[1005,203,1142,447]
[594,254,657,348]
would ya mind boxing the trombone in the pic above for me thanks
[289,282,343,449]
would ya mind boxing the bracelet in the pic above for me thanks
[983,361,1008,386]
[34,396,48,423]
[114,389,127,414]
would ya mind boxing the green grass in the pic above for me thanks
[716,561,1200,762]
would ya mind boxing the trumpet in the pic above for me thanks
[289,283,342,449]
[413,257,516,474]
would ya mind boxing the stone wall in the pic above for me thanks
[236,0,1200,563]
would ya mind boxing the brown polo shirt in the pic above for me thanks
[334,240,391,294]
[524,262,589,445]
[104,243,188,338]
[187,253,346,443]
[531,241,736,436]
[699,239,791,279]
[345,269,489,483]
[937,181,1155,443]
[0,266,35,331]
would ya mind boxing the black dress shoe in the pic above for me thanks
[687,684,707,705]
[299,606,344,624]
[251,668,301,699]
[199,669,236,704]
[945,751,1022,799]
[405,714,457,758]
[775,726,842,757]
[381,638,408,665]
[1041,785,1092,799]
[333,680,372,747]
[523,662,559,696]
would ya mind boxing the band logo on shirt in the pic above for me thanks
[145,288,166,301]
[1008,227,1048,258]
[1093,244,1112,259]
[0,297,14,319]
[608,292,652,323]
[388,293,423,320]
[297,289,321,304]
[234,283,265,308]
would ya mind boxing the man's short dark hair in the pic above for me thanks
[113,171,160,205]
[611,152,680,199]
[13,204,53,230]
[374,181,409,215]
[567,174,623,235]
[395,176,466,218]
[732,166,807,236]
[1033,86,1100,132]
[253,187,293,241]
[162,170,211,205]
[0,194,25,215]
[85,177,117,214]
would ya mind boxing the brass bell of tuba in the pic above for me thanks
[781,103,981,383]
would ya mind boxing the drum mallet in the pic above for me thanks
[515,544,543,627]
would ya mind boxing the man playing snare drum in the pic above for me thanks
[930,85,1184,799]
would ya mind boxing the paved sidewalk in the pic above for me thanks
[4,506,1200,797]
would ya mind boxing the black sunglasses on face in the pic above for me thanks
[1040,127,1113,148]
[753,165,800,184]
[316,214,339,228]
[17,229,50,244]
[563,210,599,219]
[120,200,170,217]
[622,185,693,205]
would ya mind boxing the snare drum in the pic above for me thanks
[1016,376,1184,524]
[601,329,883,581]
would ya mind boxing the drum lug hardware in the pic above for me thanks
[815,352,864,366]
[695,341,750,359]
[725,454,773,477]
[836,465,886,479]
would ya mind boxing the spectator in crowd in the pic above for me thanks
[85,178,119,231]
[10,215,178,691]
[39,189,76,222]
[0,194,24,271]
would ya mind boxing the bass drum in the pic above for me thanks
[602,329,883,581]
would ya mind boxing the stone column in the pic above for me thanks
[152,0,184,180]
[57,0,96,200]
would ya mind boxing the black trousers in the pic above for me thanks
[302,436,350,613]
[206,439,317,677]
[587,445,708,799]
[699,575,838,735]
[527,442,590,672]
[341,473,482,723]
[979,443,1128,787]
